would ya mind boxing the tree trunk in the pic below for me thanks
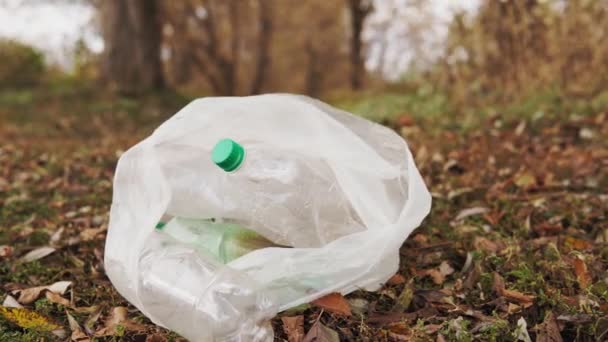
[305,38,321,97]
[347,0,372,90]
[101,0,164,94]
[250,0,272,94]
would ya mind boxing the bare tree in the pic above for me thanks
[347,0,373,90]
[100,0,164,94]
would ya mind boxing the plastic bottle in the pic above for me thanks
[155,217,279,264]
[206,138,366,247]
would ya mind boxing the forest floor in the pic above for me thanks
[0,87,607,341]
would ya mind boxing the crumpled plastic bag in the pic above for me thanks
[105,94,432,341]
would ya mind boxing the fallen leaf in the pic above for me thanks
[19,246,56,263]
[515,317,532,342]
[311,293,351,316]
[46,291,71,307]
[387,273,406,285]
[303,319,339,342]
[146,334,168,342]
[572,255,592,289]
[418,268,445,285]
[492,272,505,296]
[556,313,593,324]
[493,273,534,307]
[79,226,107,241]
[483,210,505,226]
[418,262,453,285]
[514,171,537,189]
[95,306,146,336]
[48,280,72,294]
[563,236,594,251]
[503,289,535,308]
[282,316,305,342]
[11,281,72,305]
[2,295,23,308]
[474,237,500,254]
[387,322,412,340]
[66,310,90,342]
[0,245,13,258]
[439,261,455,277]
[454,207,489,222]
[535,311,563,342]
[49,227,64,246]
[0,306,65,337]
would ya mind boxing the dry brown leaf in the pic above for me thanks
[493,273,534,307]
[282,315,305,342]
[303,319,340,342]
[387,273,406,285]
[535,311,563,342]
[503,289,535,308]
[387,322,412,340]
[418,262,453,285]
[0,245,13,258]
[11,281,71,305]
[483,210,505,226]
[572,255,592,289]
[46,291,71,307]
[418,268,445,285]
[79,226,107,241]
[146,334,168,342]
[492,272,506,295]
[311,293,351,316]
[95,306,146,336]
[564,237,594,251]
[514,171,537,189]
[66,310,90,342]
[474,237,500,254]
[19,246,56,263]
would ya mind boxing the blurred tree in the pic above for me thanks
[163,0,272,95]
[250,0,272,94]
[100,0,165,94]
[347,0,372,90]
[159,0,357,96]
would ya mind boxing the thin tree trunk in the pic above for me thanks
[347,0,372,90]
[250,0,272,94]
[101,0,164,94]
[305,38,321,97]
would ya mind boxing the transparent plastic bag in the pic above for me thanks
[105,94,432,341]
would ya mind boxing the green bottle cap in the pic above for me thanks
[211,138,245,172]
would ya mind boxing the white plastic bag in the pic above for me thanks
[105,94,432,341]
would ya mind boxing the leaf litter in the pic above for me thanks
[2,109,607,340]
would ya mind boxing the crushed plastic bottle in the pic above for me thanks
[105,94,432,341]
[156,217,280,264]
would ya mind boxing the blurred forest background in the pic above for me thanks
[1,0,608,341]
[1,0,608,127]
